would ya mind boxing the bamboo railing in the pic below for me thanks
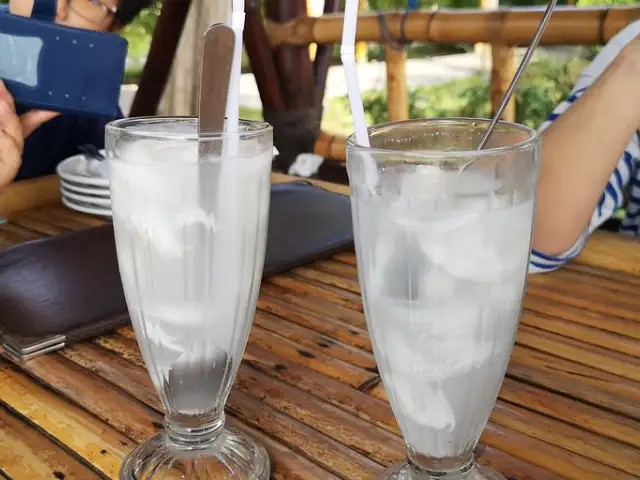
[264,6,640,163]
[266,7,639,46]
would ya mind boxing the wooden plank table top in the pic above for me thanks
[0,174,639,480]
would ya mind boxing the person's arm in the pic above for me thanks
[531,37,640,265]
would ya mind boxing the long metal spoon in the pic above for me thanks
[476,0,558,150]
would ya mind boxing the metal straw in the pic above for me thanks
[477,0,558,150]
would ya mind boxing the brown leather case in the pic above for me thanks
[0,181,353,361]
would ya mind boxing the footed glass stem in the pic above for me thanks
[382,458,505,480]
[120,420,270,480]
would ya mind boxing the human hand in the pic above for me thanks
[0,80,59,191]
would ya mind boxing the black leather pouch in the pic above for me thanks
[0,181,353,360]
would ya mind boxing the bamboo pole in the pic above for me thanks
[384,47,409,122]
[266,7,640,46]
[307,0,323,60]
[356,0,368,63]
[304,6,640,164]
[491,45,517,122]
[476,0,500,59]
[314,132,347,161]
[265,0,316,110]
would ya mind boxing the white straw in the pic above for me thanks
[341,0,370,147]
[211,1,244,339]
[225,0,246,155]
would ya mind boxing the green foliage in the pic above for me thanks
[358,75,484,124]
[368,0,479,9]
[367,42,472,61]
[119,1,162,58]
[367,0,569,9]
[345,54,589,130]
[577,0,637,6]
[514,55,588,128]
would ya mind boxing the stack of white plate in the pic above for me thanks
[56,146,281,218]
[56,151,112,218]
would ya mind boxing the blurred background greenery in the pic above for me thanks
[120,0,161,57]
[118,0,637,78]
[115,0,634,134]
[1,0,635,132]
[349,55,589,130]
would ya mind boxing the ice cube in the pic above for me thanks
[392,169,491,232]
[417,200,534,282]
[134,302,237,357]
[379,309,494,379]
[141,321,185,356]
[395,377,456,432]
[400,165,444,196]
[110,141,220,257]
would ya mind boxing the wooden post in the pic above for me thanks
[490,44,517,122]
[244,0,285,112]
[307,0,324,60]
[158,0,230,115]
[385,47,409,122]
[476,0,499,62]
[265,0,316,110]
[129,0,192,117]
[356,0,368,63]
[313,0,340,106]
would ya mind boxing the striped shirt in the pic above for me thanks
[529,20,640,274]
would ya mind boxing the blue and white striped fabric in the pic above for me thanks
[529,20,640,274]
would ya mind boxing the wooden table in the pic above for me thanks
[0,175,639,480]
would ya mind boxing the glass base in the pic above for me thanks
[382,460,506,480]
[120,427,270,479]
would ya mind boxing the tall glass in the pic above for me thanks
[106,117,273,479]
[347,118,539,480]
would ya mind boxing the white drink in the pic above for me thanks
[109,140,272,413]
[353,165,534,458]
